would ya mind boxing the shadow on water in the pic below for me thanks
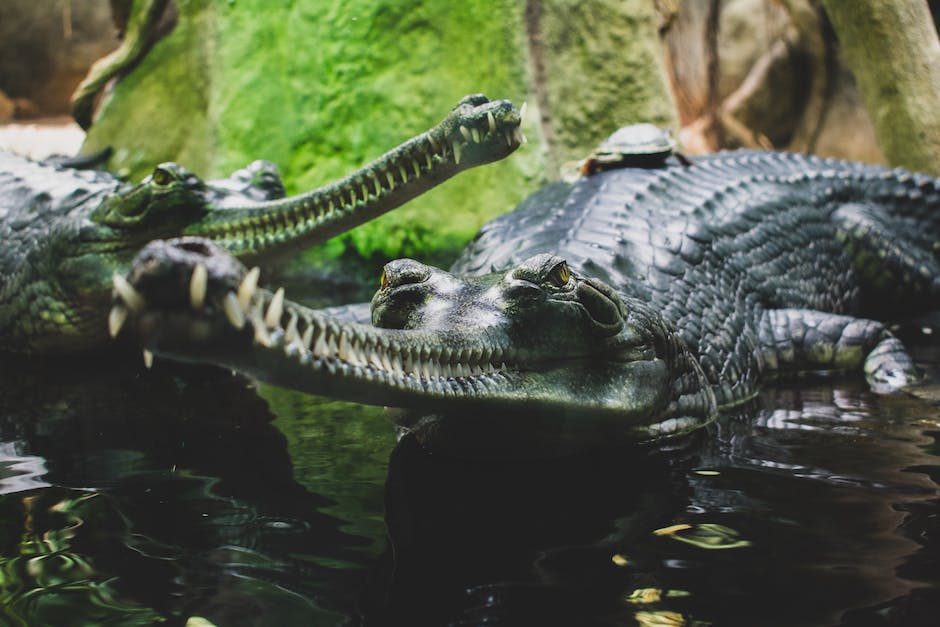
[0,341,939,625]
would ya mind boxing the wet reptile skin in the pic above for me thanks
[452,151,937,407]
[115,149,936,454]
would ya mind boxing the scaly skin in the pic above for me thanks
[0,95,522,353]
[115,148,935,455]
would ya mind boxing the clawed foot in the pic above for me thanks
[864,336,921,393]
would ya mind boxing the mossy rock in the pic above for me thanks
[83,0,675,264]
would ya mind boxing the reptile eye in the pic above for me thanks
[152,167,172,186]
[380,269,389,289]
[547,261,570,287]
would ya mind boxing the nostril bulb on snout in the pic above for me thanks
[380,259,432,289]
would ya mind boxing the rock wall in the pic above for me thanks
[81,0,676,263]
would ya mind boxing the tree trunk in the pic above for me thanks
[820,0,940,175]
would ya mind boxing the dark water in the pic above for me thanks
[1,340,939,626]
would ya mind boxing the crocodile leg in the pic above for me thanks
[758,308,918,392]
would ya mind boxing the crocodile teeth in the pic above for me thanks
[265,288,285,328]
[428,135,440,153]
[223,292,245,329]
[143,349,154,369]
[313,330,329,356]
[238,267,260,310]
[459,125,472,142]
[189,263,207,310]
[113,274,145,312]
[470,127,481,144]
[453,141,462,165]
[513,127,526,145]
[519,101,528,124]
[284,313,299,344]
[487,111,496,134]
[302,324,314,350]
[504,130,514,147]
[108,305,127,338]
[338,333,353,362]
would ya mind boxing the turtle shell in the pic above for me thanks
[595,123,675,158]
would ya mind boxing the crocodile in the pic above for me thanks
[0,95,523,353]
[113,147,935,456]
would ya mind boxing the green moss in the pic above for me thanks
[83,0,215,179]
[82,0,674,262]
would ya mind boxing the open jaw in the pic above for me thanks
[182,95,526,262]
[111,239,717,456]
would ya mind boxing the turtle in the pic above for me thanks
[579,123,690,175]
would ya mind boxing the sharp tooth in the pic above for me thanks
[425,152,433,170]
[189,263,208,310]
[369,350,383,370]
[399,165,408,183]
[143,349,154,369]
[459,125,472,142]
[381,351,393,372]
[112,274,145,312]
[285,313,299,344]
[314,330,329,356]
[453,142,462,164]
[254,323,272,347]
[386,171,396,189]
[412,159,421,178]
[223,292,246,329]
[327,333,339,356]
[338,333,351,362]
[361,183,370,201]
[392,354,403,374]
[302,324,314,349]
[519,101,528,124]
[470,127,481,143]
[108,305,127,338]
[371,173,381,196]
[487,111,496,134]
[265,288,285,328]
[428,135,440,153]
[513,127,526,145]
[504,130,513,147]
[238,267,261,310]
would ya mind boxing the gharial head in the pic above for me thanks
[16,95,523,354]
[116,238,717,457]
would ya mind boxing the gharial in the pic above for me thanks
[0,95,523,354]
[113,127,936,456]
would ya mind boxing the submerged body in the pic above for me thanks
[116,149,935,455]
[0,95,523,353]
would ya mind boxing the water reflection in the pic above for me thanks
[0,358,375,625]
[0,354,938,625]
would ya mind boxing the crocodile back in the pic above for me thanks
[453,151,940,400]
[0,152,123,276]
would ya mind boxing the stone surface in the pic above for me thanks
[0,0,118,115]
[81,0,676,262]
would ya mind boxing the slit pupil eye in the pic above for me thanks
[549,262,570,286]
[152,168,171,186]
